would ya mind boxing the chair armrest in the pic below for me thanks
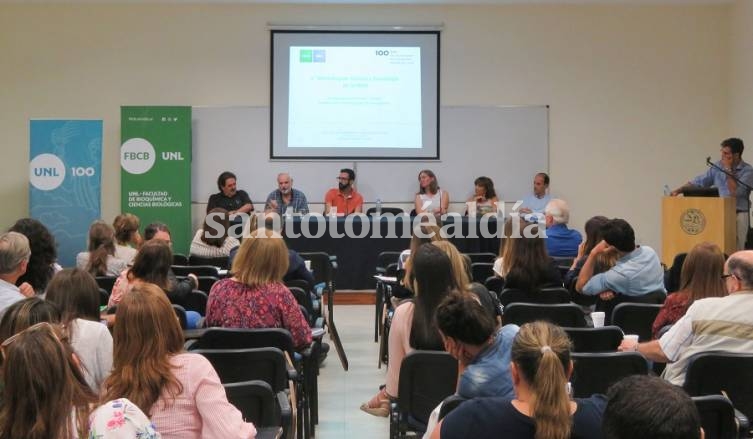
[734,407,750,437]
[276,390,292,419]
[183,339,198,350]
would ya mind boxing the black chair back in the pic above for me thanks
[289,286,315,327]
[485,276,504,295]
[173,253,189,266]
[392,351,458,436]
[471,262,495,283]
[172,265,220,277]
[95,276,117,293]
[498,287,570,307]
[189,254,230,269]
[684,352,753,427]
[297,252,334,290]
[666,252,688,293]
[188,328,296,357]
[599,291,665,326]
[285,279,311,293]
[463,252,496,264]
[438,395,467,421]
[570,352,648,398]
[611,303,663,342]
[197,276,220,294]
[376,251,402,273]
[692,395,741,439]
[224,380,280,428]
[172,304,187,329]
[184,290,208,315]
[503,303,588,328]
[193,347,289,391]
[564,326,624,353]
[99,288,110,307]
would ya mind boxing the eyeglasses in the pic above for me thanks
[721,273,736,280]
[0,321,60,359]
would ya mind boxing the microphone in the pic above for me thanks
[706,156,712,165]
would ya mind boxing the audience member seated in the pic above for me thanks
[437,290,518,399]
[264,172,309,216]
[77,220,128,277]
[466,176,499,216]
[0,296,61,343]
[576,218,665,301]
[495,219,563,293]
[143,221,172,244]
[432,241,471,291]
[0,321,96,439]
[9,217,60,294]
[619,249,753,385]
[207,171,254,218]
[102,283,257,439]
[517,172,551,220]
[112,213,142,265]
[206,228,312,350]
[399,222,445,278]
[89,398,160,439]
[108,241,199,328]
[563,216,613,293]
[361,243,454,417]
[431,321,606,439]
[651,242,725,338]
[492,218,515,277]
[415,169,449,216]
[190,208,240,259]
[0,231,34,312]
[324,168,364,216]
[543,199,582,258]
[603,375,701,439]
[45,268,113,391]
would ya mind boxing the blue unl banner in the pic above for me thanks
[29,120,102,267]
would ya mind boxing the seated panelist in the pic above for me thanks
[264,172,310,216]
[324,168,364,216]
[207,171,254,221]
[415,169,449,216]
[467,176,499,216]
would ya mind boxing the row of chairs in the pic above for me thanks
[172,253,230,269]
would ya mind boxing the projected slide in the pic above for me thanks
[288,46,422,149]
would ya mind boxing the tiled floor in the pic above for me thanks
[316,305,391,438]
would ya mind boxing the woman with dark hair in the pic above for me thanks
[46,268,113,391]
[0,296,61,344]
[102,283,256,438]
[113,213,142,264]
[77,221,128,277]
[108,240,197,308]
[415,169,449,216]
[432,321,606,439]
[189,208,240,258]
[361,243,454,417]
[564,216,615,292]
[9,217,59,294]
[498,219,562,294]
[651,242,726,338]
[467,176,499,216]
[0,321,96,439]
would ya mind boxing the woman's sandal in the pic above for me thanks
[360,388,390,417]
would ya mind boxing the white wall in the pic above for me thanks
[731,0,753,144]
[0,3,732,256]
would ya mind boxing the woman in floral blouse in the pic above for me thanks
[206,228,312,350]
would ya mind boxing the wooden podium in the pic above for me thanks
[661,196,736,266]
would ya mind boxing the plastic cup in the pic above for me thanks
[623,334,640,344]
[591,312,605,328]
[304,260,312,271]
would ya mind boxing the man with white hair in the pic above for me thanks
[544,198,582,257]
[264,172,309,216]
[0,231,35,311]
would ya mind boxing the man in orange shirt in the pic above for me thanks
[324,168,364,216]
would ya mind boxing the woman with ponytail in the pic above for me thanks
[432,321,606,439]
[76,220,128,277]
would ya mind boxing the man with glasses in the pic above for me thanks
[670,138,753,249]
[324,168,363,216]
[619,250,753,384]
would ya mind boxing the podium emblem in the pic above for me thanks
[680,209,706,235]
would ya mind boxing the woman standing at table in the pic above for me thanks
[415,169,449,216]
[206,228,312,350]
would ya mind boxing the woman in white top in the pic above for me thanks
[45,268,113,392]
[113,213,142,265]
[189,208,240,259]
[415,169,449,216]
[467,176,499,216]
[76,221,128,277]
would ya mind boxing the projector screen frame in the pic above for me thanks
[270,29,441,161]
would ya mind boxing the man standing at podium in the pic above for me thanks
[670,138,753,249]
